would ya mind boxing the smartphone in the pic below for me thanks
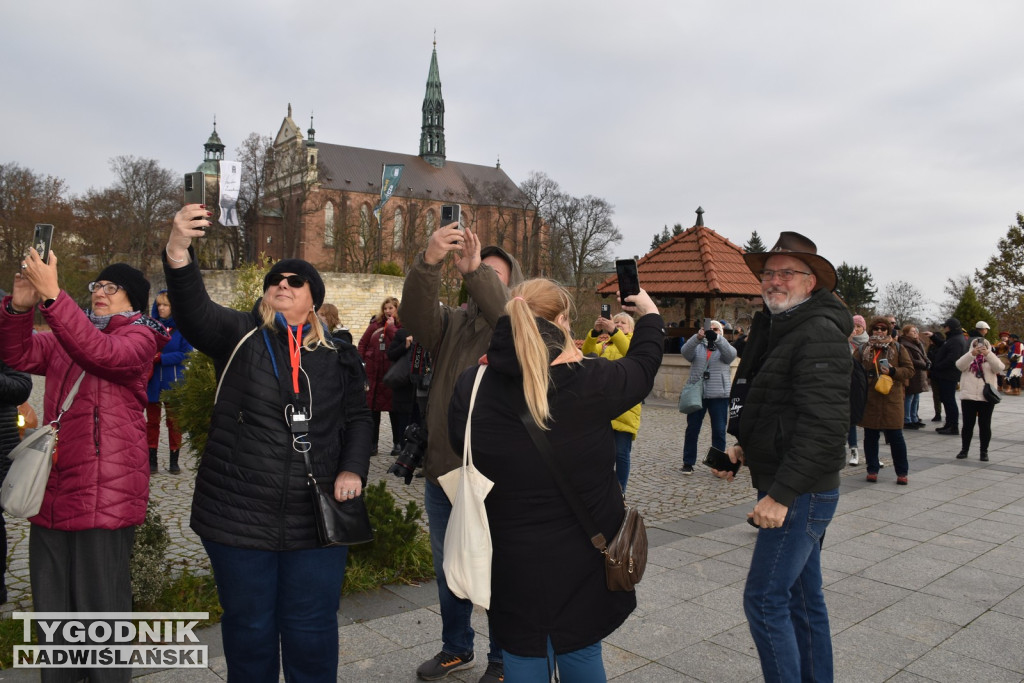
[183,172,206,206]
[702,446,740,474]
[600,303,611,319]
[33,224,54,264]
[615,259,640,302]
[440,204,461,228]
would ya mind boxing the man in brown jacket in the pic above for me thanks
[399,224,523,683]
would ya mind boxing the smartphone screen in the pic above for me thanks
[33,224,54,264]
[615,259,640,301]
[440,204,461,228]
[183,172,206,206]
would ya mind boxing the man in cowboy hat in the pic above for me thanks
[712,231,851,682]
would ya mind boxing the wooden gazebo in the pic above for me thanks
[597,208,761,339]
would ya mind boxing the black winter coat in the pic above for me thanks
[164,250,373,550]
[449,313,664,657]
[0,360,32,479]
[930,325,969,382]
[734,289,852,506]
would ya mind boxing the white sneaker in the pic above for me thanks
[848,447,859,466]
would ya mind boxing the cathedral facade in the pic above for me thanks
[253,43,546,276]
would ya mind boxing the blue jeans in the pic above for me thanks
[503,639,604,683]
[847,424,858,448]
[904,393,921,424]
[203,539,348,683]
[744,489,839,683]
[613,430,633,493]
[683,397,728,466]
[424,480,501,662]
[864,428,909,476]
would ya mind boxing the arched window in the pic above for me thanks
[359,205,369,248]
[323,202,335,247]
[393,208,404,249]
[425,211,436,236]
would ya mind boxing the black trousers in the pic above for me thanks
[961,399,994,453]
[30,525,136,683]
[936,378,960,427]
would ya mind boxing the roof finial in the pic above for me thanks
[695,206,705,227]
[496,153,501,169]
[212,115,217,131]
[433,28,437,48]
[287,102,292,118]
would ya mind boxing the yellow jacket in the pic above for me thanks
[581,330,642,437]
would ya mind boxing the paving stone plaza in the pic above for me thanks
[4,375,1024,681]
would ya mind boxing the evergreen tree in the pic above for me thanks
[975,212,1024,331]
[743,230,767,253]
[835,262,878,314]
[650,225,672,251]
[953,283,997,342]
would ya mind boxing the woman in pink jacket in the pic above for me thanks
[1,250,167,683]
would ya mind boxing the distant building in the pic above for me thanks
[252,41,547,275]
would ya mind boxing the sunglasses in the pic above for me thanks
[266,273,308,289]
[871,326,888,332]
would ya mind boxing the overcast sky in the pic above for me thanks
[3,1,1021,321]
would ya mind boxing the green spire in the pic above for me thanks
[419,37,446,167]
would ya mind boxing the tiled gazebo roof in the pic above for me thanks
[598,221,761,297]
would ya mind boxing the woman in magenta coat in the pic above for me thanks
[358,297,402,455]
[1,252,167,683]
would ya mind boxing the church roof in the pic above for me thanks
[597,223,762,297]
[315,142,524,205]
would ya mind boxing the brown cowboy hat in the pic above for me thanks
[743,231,837,292]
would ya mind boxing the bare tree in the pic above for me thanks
[0,163,72,274]
[234,132,273,265]
[549,193,622,296]
[106,156,178,273]
[264,143,327,260]
[880,280,924,327]
[518,172,561,277]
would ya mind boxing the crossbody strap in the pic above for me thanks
[53,371,87,428]
[514,394,608,552]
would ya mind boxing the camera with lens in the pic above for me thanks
[387,423,428,485]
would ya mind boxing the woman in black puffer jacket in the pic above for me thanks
[165,207,373,683]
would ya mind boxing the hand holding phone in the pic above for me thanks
[703,446,740,475]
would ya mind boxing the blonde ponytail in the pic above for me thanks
[506,279,577,429]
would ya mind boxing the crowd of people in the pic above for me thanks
[1,211,1020,683]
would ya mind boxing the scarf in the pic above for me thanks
[969,353,985,378]
[88,310,138,330]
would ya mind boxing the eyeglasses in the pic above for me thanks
[871,326,888,332]
[88,281,123,296]
[758,269,812,282]
[266,273,308,289]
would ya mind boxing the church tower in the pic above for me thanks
[419,39,446,168]
[197,118,225,176]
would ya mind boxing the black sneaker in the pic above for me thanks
[479,660,504,682]
[681,464,694,475]
[417,651,474,681]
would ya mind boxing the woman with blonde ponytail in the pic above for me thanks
[449,278,664,682]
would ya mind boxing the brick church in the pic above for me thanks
[250,41,546,276]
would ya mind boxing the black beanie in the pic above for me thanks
[263,259,326,311]
[96,263,150,314]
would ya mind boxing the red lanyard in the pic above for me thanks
[286,324,302,395]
